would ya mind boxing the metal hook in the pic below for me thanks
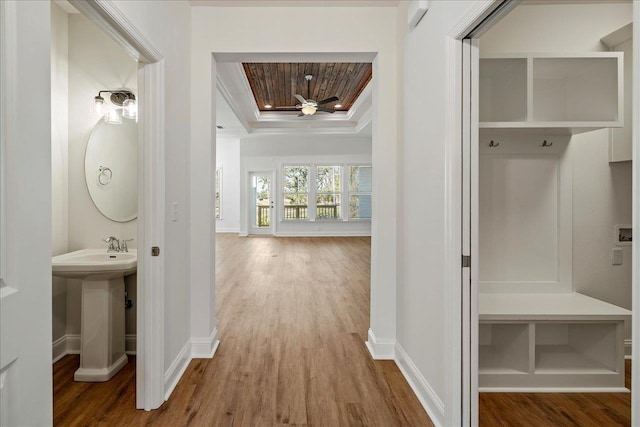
[542,140,553,147]
[489,140,500,147]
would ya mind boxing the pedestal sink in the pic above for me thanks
[52,249,136,382]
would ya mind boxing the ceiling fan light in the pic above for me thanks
[301,105,317,115]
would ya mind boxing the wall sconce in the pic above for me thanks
[92,89,137,123]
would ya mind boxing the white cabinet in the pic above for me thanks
[479,293,630,391]
[480,53,623,134]
[602,23,633,162]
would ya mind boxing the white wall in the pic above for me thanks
[481,2,633,341]
[399,1,477,425]
[111,0,193,386]
[238,134,372,236]
[65,13,138,337]
[216,137,240,233]
[51,3,69,344]
[191,4,400,361]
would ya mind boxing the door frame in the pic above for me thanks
[62,0,166,410]
[248,170,276,235]
[444,1,520,425]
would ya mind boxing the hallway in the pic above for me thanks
[54,235,432,426]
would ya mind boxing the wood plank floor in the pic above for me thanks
[54,235,433,426]
[479,360,632,427]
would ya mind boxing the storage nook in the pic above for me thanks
[480,53,623,133]
[480,293,630,391]
[478,50,631,392]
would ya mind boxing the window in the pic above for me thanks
[316,166,341,219]
[349,166,372,219]
[215,167,222,219]
[283,166,309,220]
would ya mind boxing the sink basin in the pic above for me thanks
[52,248,137,280]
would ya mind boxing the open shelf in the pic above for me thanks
[532,57,619,122]
[479,323,529,374]
[480,58,528,123]
[479,53,622,133]
[478,293,629,391]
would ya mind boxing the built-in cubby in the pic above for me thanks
[479,293,630,391]
[480,53,623,133]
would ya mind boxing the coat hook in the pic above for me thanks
[489,140,499,147]
[542,140,553,147]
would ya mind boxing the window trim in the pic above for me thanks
[347,164,373,221]
[282,164,312,221]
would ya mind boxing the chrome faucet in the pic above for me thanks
[103,236,121,253]
[121,238,134,253]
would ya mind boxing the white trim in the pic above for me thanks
[52,336,68,364]
[164,339,191,400]
[137,60,166,410]
[365,328,395,360]
[480,387,630,393]
[632,4,640,426]
[275,231,371,237]
[626,339,632,359]
[215,228,240,233]
[52,334,138,364]
[191,1,401,7]
[68,0,162,63]
[395,343,446,427]
[191,328,220,358]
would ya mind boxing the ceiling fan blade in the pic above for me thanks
[294,94,307,104]
[317,96,338,105]
[274,106,298,109]
[317,107,335,113]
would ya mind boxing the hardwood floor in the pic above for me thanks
[479,360,632,427]
[54,235,433,426]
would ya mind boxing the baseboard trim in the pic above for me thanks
[216,228,240,233]
[479,387,631,393]
[275,231,372,237]
[395,342,445,427]
[625,339,631,359]
[164,340,192,401]
[52,333,137,364]
[52,335,68,363]
[191,327,220,358]
[365,328,395,360]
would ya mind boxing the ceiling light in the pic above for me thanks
[335,104,342,108]
[301,105,317,115]
[264,104,272,109]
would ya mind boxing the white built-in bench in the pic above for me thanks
[479,292,631,392]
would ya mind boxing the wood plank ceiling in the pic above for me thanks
[242,63,372,112]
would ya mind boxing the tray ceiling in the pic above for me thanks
[242,62,372,112]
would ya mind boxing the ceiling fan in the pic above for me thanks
[277,74,339,116]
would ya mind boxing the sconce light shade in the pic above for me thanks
[301,105,317,116]
[93,95,105,116]
[104,109,122,124]
[122,98,137,120]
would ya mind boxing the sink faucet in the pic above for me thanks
[103,236,120,253]
[121,238,134,253]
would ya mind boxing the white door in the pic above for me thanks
[249,171,275,235]
[0,1,53,425]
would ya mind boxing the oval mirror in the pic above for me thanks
[84,119,137,222]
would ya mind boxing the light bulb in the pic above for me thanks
[93,95,105,116]
[301,105,316,115]
[122,98,137,120]
[104,109,122,124]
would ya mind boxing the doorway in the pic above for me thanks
[249,171,275,235]
[459,1,637,425]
